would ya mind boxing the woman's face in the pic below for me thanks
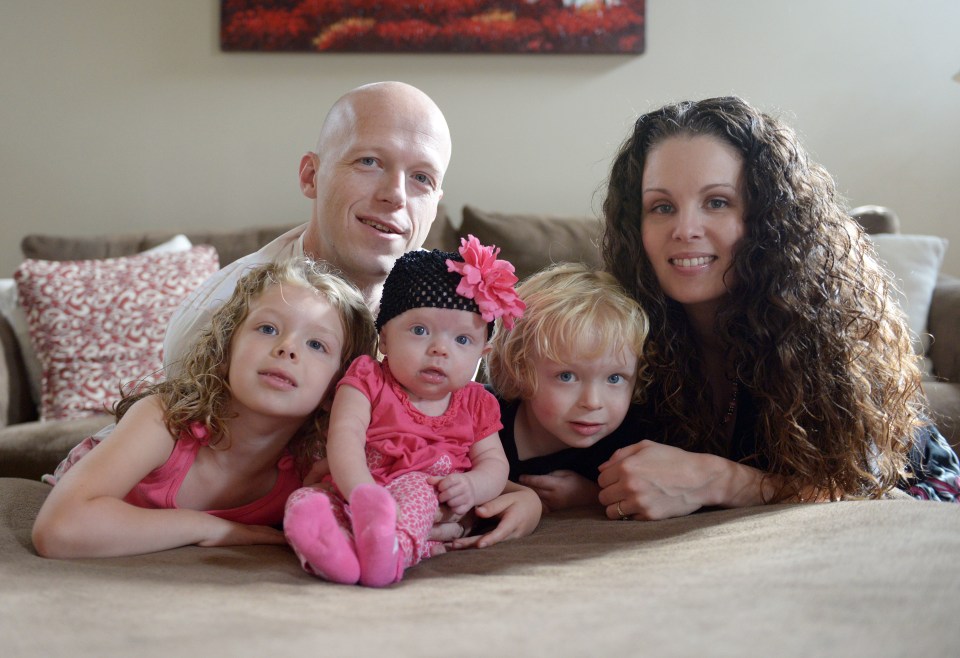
[640,135,747,321]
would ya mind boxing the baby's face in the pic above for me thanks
[523,345,638,451]
[378,306,489,404]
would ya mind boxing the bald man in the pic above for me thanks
[164,81,452,370]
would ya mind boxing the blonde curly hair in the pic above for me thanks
[485,262,649,402]
[114,257,377,473]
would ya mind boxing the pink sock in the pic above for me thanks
[350,484,403,588]
[284,489,359,584]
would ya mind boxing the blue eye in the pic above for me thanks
[650,203,673,215]
[558,372,574,383]
[307,339,326,352]
[359,157,377,167]
[257,324,277,336]
[411,325,427,336]
[455,335,470,345]
[608,374,623,384]
[708,198,728,209]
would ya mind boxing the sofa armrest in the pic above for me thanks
[928,274,960,384]
[0,312,36,429]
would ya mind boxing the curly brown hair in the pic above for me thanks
[600,96,924,499]
[113,257,377,473]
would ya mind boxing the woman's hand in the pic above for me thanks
[519,470,600,513]
[597,440,773,521]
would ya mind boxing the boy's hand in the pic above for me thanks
[520,470,600,513]
[448,484,541,550]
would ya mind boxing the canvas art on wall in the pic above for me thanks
[220,0,645,54]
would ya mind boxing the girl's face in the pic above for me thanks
[379,306,489,404]
[521,345,638,452]
[228,284,345,422]
[640,135,747,323]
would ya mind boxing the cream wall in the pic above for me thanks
[2,0,959,275]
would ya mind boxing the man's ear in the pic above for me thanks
[299,153,318,199]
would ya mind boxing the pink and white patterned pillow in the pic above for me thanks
[14,245,219,421]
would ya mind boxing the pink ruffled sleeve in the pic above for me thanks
[471,384,504,442]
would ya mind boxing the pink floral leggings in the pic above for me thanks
[286,470,443,571]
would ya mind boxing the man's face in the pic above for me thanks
[302,94,450,297]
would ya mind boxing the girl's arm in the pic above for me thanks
[432,432,510,516]
[32,396,285,558]
[325,385,376,500]
[596,440,784,520]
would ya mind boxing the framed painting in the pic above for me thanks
[220,1,645,54]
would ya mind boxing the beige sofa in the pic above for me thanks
[1,206,959,656]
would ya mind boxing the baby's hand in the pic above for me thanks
[428,474,476,516]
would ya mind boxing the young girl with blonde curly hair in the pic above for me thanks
[33,257,377,558]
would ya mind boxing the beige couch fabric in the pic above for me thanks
[2,477,958,657]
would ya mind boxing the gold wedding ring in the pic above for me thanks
[616,500,629,521]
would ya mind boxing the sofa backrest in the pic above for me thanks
[21,224,301,268]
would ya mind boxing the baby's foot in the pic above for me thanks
[350,484,403,588]
[284,488,359,584]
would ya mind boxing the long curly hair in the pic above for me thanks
[600,96,923,499]
[113,257,377,473]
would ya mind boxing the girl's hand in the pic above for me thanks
[447,483,541,550]
[197,520,288,547]
[597,440,771,520]
[428,473,476,516]
[519,470,600,513]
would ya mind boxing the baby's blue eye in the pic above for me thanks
[411,325,427,336]
[455,335,470,345]
[558,372,574,383]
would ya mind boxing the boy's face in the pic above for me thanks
[521,346,638,452]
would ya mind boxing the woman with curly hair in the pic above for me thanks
[597,96,959,521]
[33,257,377,558]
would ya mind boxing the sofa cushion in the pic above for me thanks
[13,245,219,421]
[1,235,194,409]
[21,224,299,267]
[461,205,603,281]
[868,233,948,355]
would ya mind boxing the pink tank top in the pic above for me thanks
[124,423,302,526]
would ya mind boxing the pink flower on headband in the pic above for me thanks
[446,234,526,329]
